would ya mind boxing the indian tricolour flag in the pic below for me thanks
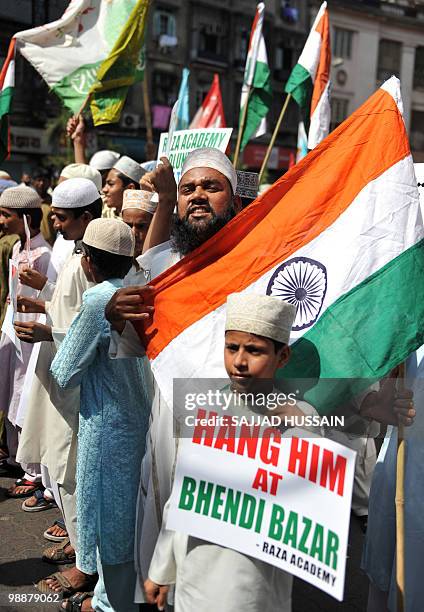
[238,2,272,151]
[13,0,145,117]
[286,1,331,150]
[0,39,16,161]
[135,77,424,415]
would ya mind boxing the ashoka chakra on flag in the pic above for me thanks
[267,257,327,331]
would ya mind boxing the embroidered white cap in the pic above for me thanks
[114,156,146,183]
[1,185,42,208]
[83,218,135,257]
[180,148,237,193]
[225,293,296,345]
[122,190,157,215]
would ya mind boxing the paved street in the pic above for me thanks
[0,474,368,611]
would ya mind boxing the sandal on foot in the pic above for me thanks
[36,571,74,596]
[43,539,76,565]
[22,489,57,512]
[60,592,94,612]
[36,571,97,597]
[7,478,42,498]
[44,519,68,542]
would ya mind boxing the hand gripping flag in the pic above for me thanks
[285,1,331,150]
[135,77,424,415]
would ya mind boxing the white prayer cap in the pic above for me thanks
[225,293,296,345]
[140,160,157,173]
[122,189,157,215]
[60,163,102,192]
[1,185,41,208]
[83,218,134,257]
[113,155,146,183]
[52,178,100,209]
[89,150,120,171]
[180,148,237,193]
[0,170,11,180]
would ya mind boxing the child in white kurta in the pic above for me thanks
[145,293,320,612]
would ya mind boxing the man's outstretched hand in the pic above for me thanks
[105,285,155,334]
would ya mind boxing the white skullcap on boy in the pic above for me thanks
[53,178,100,209]
[225,293,296,345]
[60,163,102,192]
[180,148,237,193]
[89,150,120,171]
[1,185,41,208]
[121,190,157,215]
[83,218,134,257]
[114,156,146,183]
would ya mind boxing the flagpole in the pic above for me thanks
[233,86,252,169]
[76,91,92,118]
[142,76,155,159]
[396,361,406,612]
[258,93,291,184]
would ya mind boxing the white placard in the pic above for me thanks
[167,415,355,601]
[157,127,233,183]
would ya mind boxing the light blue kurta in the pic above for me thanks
[51,279,151,574]
[362,347,424,612]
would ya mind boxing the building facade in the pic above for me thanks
[317,0,424,160]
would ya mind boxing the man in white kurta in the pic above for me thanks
[16,179,102,555]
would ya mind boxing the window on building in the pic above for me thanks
[153,9,177,38]
[330,98,349,132]
[152,71,178,106]
[235,28,249,66]
[414,47,424,90]
[198,23,227,62]
[410,110,424,151]
[333,27,354,59]
[275,45,293,72]
[376,39,401,83]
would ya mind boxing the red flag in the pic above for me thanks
[190,73,226,129]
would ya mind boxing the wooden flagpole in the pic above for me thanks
[395,361,406,612]
[76,91,92,118]
[258,93,291,184]
[233,85,252,169]
[142,75,155,159]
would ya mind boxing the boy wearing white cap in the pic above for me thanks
[51,219,151,612]
[144,293,316,612]
[0,187,52,497]
[103,155,146,216]
[15,179,102,585]
[121,189,157,285]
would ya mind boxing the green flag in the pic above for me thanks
[89,0,149,126]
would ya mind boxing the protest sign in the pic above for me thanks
[157,127,232,183]
[167,410,355,601]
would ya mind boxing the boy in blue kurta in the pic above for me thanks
[51,218,151,612]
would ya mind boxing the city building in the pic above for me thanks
[314,0,424,161]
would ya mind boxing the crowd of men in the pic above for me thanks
[0,119,421,612]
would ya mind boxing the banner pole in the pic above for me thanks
[233,85,252,169]
[258,93,291,184]
[142,75,155,159]
[396,361,406,612]
[76,91,92,118]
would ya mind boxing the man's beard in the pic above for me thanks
[170,203,236,256]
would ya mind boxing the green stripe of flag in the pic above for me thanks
[278,238,424,414]
[241,60,272,151]
[285,64,313,129]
